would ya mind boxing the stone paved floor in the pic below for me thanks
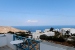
[0,45,13,50]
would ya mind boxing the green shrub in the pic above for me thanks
[16,33,30,37]
[48,36,53,40]
[50,27,54,31]
[52,36,58,41]
[50,36,65,42]
[40,35,65,42]
[67,41,73,44]
[16,32,25,34]
[72,34,75,36]
[40,34,47,40]
[63,35,70,38]
[72,41,75,47]
[0,33,5,34]
[58,37,65,42]
[8,31,14,34]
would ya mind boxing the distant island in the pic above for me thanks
[0,26,27,33]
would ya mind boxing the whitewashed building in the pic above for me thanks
[69,28,75,34]
[42,32,55,36]
[32,30,55,40]
[44,29,50,32]
[36,30,41,33]
[60,28,71,35]
[53,28,60,32]
[32,33,42,40]
[60,28,75,35]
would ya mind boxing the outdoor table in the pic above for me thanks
[10,40,23,50]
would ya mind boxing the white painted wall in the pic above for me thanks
[44,29,50,32]
[6,34,16,50]
[54,29,60,31]
[36,30,41,33]
[60,28,75,35]
[40,43,66,50]
[60,28,71,35]
[43,32,55,36]
[70,29,75,34]
[40,41,75,50]
[0,34,16,50]
[0,36,7,47]
[32,32,55,40]
[32,33,42,40]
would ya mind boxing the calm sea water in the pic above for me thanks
[13,25,75,32]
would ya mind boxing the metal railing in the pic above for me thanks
[13,34,40,50]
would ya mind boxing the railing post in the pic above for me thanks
[36,40,40,50]
[13,34,16,41]
[18,36,22,40]
[27,38,31,50]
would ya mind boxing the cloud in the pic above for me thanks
[26,20,38,23]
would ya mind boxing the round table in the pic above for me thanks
[10,40,23,50]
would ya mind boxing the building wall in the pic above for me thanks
[40,43,66,50]
[40,41,75,50]
[44,29,50,32]
[0,35,7,47]
[60,28,75,35]
[70,29,75,34]
[43,32,55,36]
[36,30,41,33]
[60,28,70,35]
[6,34,16,50]
[32,33,42,40]
[0,34,16,50]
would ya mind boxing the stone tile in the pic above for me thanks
[0,46,13,50]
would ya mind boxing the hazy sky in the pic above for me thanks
[0,0,75,26]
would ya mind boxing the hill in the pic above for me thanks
[0,26,27,33]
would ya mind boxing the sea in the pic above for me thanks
[13,25,75,32]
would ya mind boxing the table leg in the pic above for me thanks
[16,45,18,50]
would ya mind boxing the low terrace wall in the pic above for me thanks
[0,34,16,50]
[0,35,7,47]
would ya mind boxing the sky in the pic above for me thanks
[0,0,75,26]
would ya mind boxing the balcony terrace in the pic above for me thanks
[0,34,75,50]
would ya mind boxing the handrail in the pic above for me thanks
[13,34,40,50]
